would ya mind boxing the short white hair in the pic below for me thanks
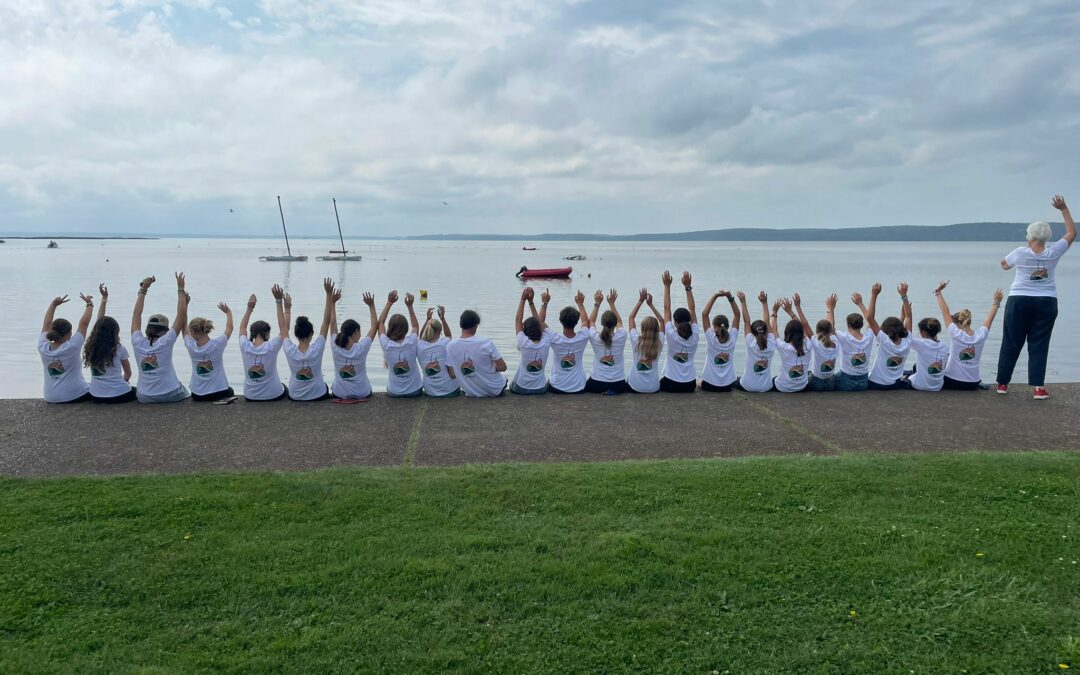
[1026,220,1051,243]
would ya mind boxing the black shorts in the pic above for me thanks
[942,376,980,391]
[700,380,733,392]
[585,377,627,395]
[547,383,585,394]
[92,388,137,403]
[659,377,696,393]
[192,386,235,402]
[246,385,289,402]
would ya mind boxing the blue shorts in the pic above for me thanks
[834,371,868,392]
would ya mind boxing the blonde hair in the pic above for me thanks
[188,317,214,337]
[420,318,442,342]
[952,309,972,328]
[638,316,662,363]
[1027,221,1051,243]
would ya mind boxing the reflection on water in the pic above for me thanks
[1,237,1075,398]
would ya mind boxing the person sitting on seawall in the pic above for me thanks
[734,290,776,393]
[933,281,1003,391]
[378,290,423,399]
[626,288,665,394]
[899,282,949,392]
[130,273,190,403]
[238,285,288,402]
[996,194,1075,399]
[699,289,739,393]
[418,304,459,398]
[83,283,135,403]
[772,296,811,393]
[181,288,235,402]
[543,290,591,394]
[328,291,379,402]
[835,291,875,392]
[39,292,94,403]
[858,282,912,391]
[281,278,335,402]
[510,287,552,395]
[446,309,508,397]
[660,270,700,393]
[585,289,628,395]
[803,293,839,392]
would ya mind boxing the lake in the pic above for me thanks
[2,237,1075,398]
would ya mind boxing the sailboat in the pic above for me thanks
[260,196,308,262]
[316,198,362,261]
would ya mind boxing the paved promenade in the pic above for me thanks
[1,385,1077,477]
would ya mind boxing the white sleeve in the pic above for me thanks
[1004,247,1022,265]
[1050,238,1071,256]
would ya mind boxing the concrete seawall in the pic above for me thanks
[1,385,1077,477]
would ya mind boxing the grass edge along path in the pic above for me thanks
[2,452,1079,673]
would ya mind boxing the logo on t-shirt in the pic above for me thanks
[886,355,904,370]
[959,347,976,362]
[753,359,769,373]
[526,357,544,373]
[560,353,576,369]
[424,360,442,377]
[248,363,266,379]
[713,352,729,366]
[140,355,158,372]
[461,357,476,376]
[673,352,689,364]
[850,352,867,367]
[296,366,314,381]
[91,366,106,378]
[392,360,410,377]
[788,364,805,379]
[636,359,653,372]
[47,360,65,377]
[821,359,835,373]
[195,360,214,375]
[339,364,356,379]
[1030,266,1048,282]
[927,361,944,375]
[599,353,616,367]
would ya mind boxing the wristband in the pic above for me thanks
[275,299,283,304]
[684,286,692,291]
[138,289,147,296]
[901,295,909,302]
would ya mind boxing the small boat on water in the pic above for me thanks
[260,196,308,262]
[522,246,537,251]
[564,255,586,261]
[516,266,572,279]
[316,198,362,261]
[47,240,59,249]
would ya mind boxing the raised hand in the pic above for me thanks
[175,272,185,289]
[1052,194,1067,211]
[362,292,375,307]
[662,271,673,287]
[541,288,551,304]
[871,282,882,296]
[404,292,415,306]
[736,291,746,302]
[646,292,655,305]
[521,287,531,300]
[897,282,909,297]
[593,289,603,304]
[792,292,802,307]
[681,271,692,288]
[780,297,793,314]
[79,293,94,306]
[182,291,191,306]
[283,293,292,311]
[51,295,70,307]
[851,292,863,306]
[574,290,586,305]
[271,284,284,300]
[140,276,156,290]
[323,277,334,294]
[639,287,648,302]
[607,288,617,304]
[387,290,399,304]
[757,290,768,304]
[826,293,838,310]
[437,304,446,316]
[426,307,435,320]
[524,287,535,302]
[993,288,1004,303]
[934,280,949,294]
[247,294,257,309]
[332,288,342,303]
[218,302,231,314]
[98,283,108,299]
[771,299,782,314]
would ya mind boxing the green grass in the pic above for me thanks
[2,453,1080,674]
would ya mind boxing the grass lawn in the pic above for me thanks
[2,453,1079,673]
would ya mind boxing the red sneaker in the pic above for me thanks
[1033,387,1050,400]
[995,384,1008,395]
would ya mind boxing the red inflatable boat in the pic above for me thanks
[516,266,572,279]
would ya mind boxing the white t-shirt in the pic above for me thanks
[283,335,327,400]
[740,333,776,392]
[588,327,628,383]
[702,327,738,387]
[446,335,506,397]
[89,343,132,398]
[548,328,590,392]
[809,335,839,379]
[774,338,811,393]
[330,335,373,399]
[908,336,950,392]
[1005,239,1069,297]
[513,331,552,391]
[628,328,665,393]
[418,336,459,397]
[868,332,911,385]
[184,334,230,395]
[131,329,182,396]
[835,331,873,376]
[240,335,285,400]
[663,321,700,383]
[379,334,422,396]
[943,324,989,383]
[38,332,90,403]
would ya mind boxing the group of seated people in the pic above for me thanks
[37,271,1003,403]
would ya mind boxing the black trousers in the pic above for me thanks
[996,296,1058,386]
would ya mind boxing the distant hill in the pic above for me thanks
[407,222,1066,242]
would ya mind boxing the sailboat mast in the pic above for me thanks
[332,198,346,254]
[277,195,293,256]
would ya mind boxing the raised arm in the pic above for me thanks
[438,305,452,339]
[320,278,335,338]
[131,276,155,334]
[984,289,1004,330]
[792,293,813,337]
[681,271,697,322]
[378,291,398,335]
[933,281,953,326]
[97,283,109,322]
[1053,195,1075,245]
[898,282,912,333]
[757,290,770,325]
[404,293,419,335]
[737,291,752,335]
[270,284,288,339]
[362,293,379,339]
[515,288,530,334]
[219,302,234,339]
[629,288,646,331]
[646,291,663,325]
[662,270,673,324]
[539,288,550,329]
[76,293,94,336]
[42,295,69,333]
[239,294,256,338]
[589,289,603,327]
[823,294,837,335]
[607,289,622,328]
[575,291,590,330]
[769,298,781,336]
[861,283,882,335]
[702,291,720,327]
[171,272,187,334]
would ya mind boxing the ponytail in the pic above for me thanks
[815,319,834,349]
[599,310,616,347]
[336,319,360,348]
[712,315,729,343]
[750,320,768,351]
[46,319,71,342]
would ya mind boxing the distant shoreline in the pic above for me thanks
[0,236,158,241]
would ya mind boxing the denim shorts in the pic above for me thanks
[834,371,868,392]
[809,375,835,392]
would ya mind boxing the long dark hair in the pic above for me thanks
[599,310,616,347]
[673,307,692,339]
[386,314,408,342]
[250,320,271,341]
[712,314,729,343]
[881,316,909,343]
[816,320,834,348]
[784,319,805,357]
[750,319,769,351]
[46,319,71,342]
[336,319,360,348]
[84,316,120,371]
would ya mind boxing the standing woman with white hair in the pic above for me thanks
[996,195,1075,399]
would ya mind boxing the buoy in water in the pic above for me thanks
[420,289,428,299]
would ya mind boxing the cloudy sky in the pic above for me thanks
[2,0,1078,237]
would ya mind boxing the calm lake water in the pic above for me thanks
[2,237,1076,398]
